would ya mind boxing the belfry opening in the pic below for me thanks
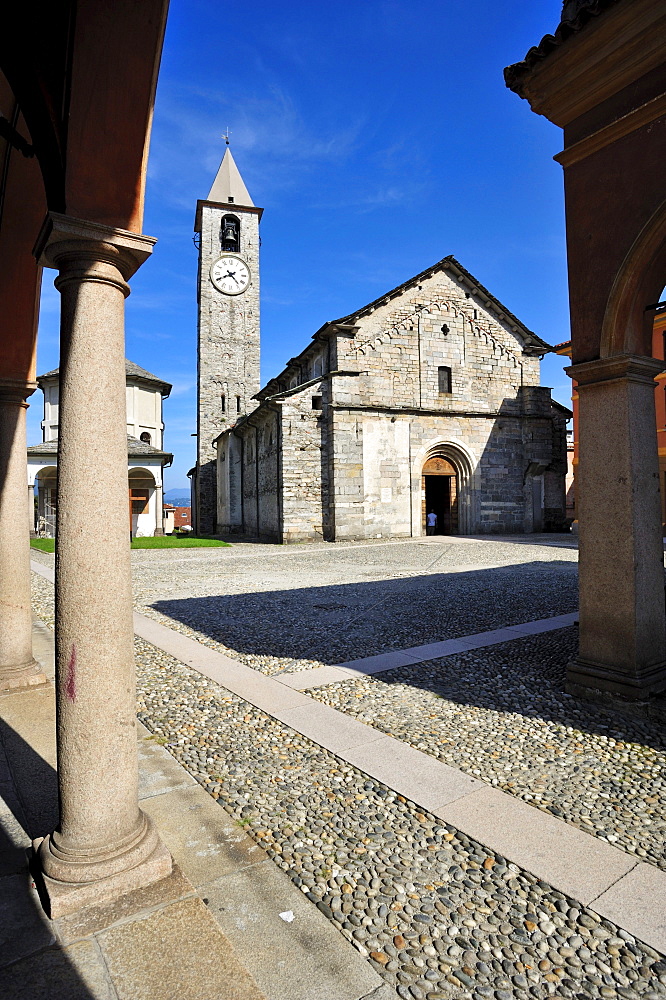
[422,455,458,535]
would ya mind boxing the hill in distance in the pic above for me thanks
[164,489,191,507]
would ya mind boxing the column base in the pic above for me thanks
[0,657,48,695]
[567,654,666,704]
[33,833,172,918]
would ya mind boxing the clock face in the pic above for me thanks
[210,254,251,295]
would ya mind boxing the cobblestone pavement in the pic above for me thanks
[129,538,579,675]
[309,630,666,871]
[29,540,664,867]
[29,541,666,998]
[132,639,665,1000]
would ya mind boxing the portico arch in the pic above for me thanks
[128,466,156,538]
[415,442,475,536]
[601,199,666,359]
[34,466,58,536]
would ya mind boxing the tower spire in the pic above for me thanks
[207,145,254,206]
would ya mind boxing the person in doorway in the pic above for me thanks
[426,510,437,535]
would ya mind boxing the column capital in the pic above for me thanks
[0,377,38,406]
[34,213,156,283]
[566,353,665,388]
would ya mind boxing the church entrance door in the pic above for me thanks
[422,456,458,534]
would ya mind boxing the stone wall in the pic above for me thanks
[280,386,326,543]
[217,407,280,539]
[334,267,540,417]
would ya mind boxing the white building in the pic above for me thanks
[28,359,173,537]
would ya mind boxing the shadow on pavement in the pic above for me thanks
[152,558,578,665]
[0,717,98,999]
[149,559,666,751]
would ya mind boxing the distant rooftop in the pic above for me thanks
[38,359,172,396]
[28,436,173,462]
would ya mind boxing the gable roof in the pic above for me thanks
[323,254,551,353]
[255,255,552,402]
[38,359,172,396]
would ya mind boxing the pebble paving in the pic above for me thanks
[310,629,666,872]
[29,541,666,997]
[131,639,664,1000]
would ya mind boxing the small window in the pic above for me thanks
[221,394,226,413]
[438,366,452,394]
[312,396,323,411]
[236,396,241,413]
[139,432,151,444]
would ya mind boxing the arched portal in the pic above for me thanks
[128,468,156,538]
[34,466,58,536]
[419,443,475,536]
[422,455,458,535]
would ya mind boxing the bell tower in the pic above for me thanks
[194,145,262,535]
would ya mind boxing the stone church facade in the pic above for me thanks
[193,151,569,541]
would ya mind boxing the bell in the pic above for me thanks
[222,222,236,243]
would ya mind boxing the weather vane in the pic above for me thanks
[221,127,232,146]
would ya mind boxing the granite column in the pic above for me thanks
[35,215,171,915]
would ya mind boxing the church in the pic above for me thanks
[191,148,569,542]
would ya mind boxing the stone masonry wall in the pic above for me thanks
[217,406,280,539]
[280,386,326,543]
[327,408,552,540]
[334,267,540,416]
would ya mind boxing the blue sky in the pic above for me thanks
[30,0,572,489]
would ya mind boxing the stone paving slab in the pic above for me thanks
[0,871,56,967]
[342,735,483,813]
[278,663,354,688]
[589,862,666,955]
[505,615,578,635]
[53,863,196,946]
[137,736,198,799]
[140,783,267,888]
[95,896,265,1000]
[438,785,638,906]
[205,860,391,1000]
[336,650,423,674]
[275,701,389,756]
[0,936,118,1000]
[134,610,310,714]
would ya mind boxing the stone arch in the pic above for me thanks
[128,467,156,538]
[34,466,58,536]
[601,198,666,358]
[412,441,476,536]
